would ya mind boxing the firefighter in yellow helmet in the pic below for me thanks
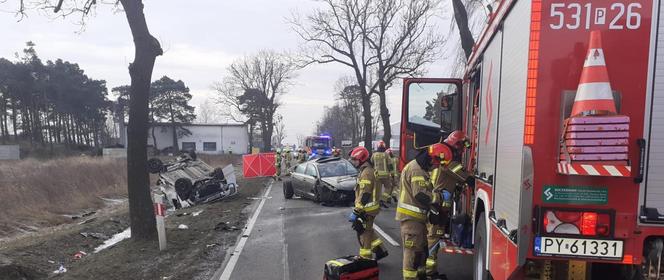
[371,141,394,208]
[397,144,452,280]
[297,148,307,163]
[284,149,293,174]
[274,149,282,180]
[348,146,389,261]
[386,148,400,202]
[426,132,471,278]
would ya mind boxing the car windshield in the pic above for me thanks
[317,160,358,177]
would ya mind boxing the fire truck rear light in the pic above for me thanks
[543,210,611,237]
[581,212,597,235]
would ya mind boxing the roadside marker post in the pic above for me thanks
[154,194,167,251]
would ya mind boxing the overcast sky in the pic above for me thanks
[0,0,458,144]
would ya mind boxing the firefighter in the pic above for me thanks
[297,148,307,163]
[371,141,394,208]
[348,146,389,260]
[274,149,282,180]
[442,130,470,162]
[332,146,341,157]
[386,148,399,203]
[397,144,450,280]
[426,141,470,278]
[284,149,293,174]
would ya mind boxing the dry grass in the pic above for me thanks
[0,157,127,237]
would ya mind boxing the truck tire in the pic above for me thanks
[474,213,491,280]
[174,178,193,200]
[283,180,294,199]
[147,158,164,174]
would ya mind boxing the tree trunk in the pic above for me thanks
[169,104,178,152]
[361,93,372,151]
[120,0,163,242]
[377,81,391,147]
[11,105,17,139]
[452,0,476,60]
[151,126,158,153]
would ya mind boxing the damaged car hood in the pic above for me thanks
[321,175,356,191]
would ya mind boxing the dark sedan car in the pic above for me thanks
[283,157,357,203]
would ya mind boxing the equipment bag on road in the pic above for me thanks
[323,255,379,280]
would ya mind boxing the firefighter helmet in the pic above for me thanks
[444,130,470,148]
[386,148,393,157]
[349,146,370,165]
[377,140,386,149]
[428,143,453,166]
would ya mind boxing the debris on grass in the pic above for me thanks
[177,224,189,230]
[80,232,109,239]
[93,228,131,253]
[53,264,67,274]
[192,210,203,217]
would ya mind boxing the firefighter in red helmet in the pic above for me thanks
[443,130,470,162]
[397,143,452,280]
[426,139,471,279]
[349,146,389,260]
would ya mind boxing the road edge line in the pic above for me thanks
[374,223,400,247]
[216,180,274,280]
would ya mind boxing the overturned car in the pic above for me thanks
[148,152,238,209]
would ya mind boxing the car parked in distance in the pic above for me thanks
[283,157,357,204]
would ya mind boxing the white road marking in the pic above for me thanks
[219,181,274,280]
[374,223,400,247]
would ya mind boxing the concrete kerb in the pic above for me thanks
[210,178,275,280]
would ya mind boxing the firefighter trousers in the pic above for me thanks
[401,220,428,280]
[426,223,446,276]
[359,215,385,259]
[377,176,394,203]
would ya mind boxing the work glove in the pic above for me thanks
[428,204,446,226]
[441,189,452,208]
[348,212,358,223]
[352,208,367,221]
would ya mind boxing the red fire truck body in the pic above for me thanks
[399,0,664,278]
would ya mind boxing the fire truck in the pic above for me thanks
[399,0,664,279]
[304,135,333,156]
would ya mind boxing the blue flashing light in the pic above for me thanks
[324,149,332,155]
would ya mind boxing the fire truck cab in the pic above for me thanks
[399,0,664,279]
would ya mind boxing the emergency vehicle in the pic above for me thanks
[399,0,664,279]
[305,135,333,156]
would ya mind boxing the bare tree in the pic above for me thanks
[10,0,162,241]
[291,0,376,150]
[272,114,286,147]
[215,50,297,151]
[197,98,220,124]
[364,0,442,145]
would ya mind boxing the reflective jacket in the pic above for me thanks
[371,152,390,178]
[354,163,382,216]
[396,160,433,222]
[430,161,469,207]
[389,155,399,177]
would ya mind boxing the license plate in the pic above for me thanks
[534,236,623,259]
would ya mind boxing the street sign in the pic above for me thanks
[542,185,608,205]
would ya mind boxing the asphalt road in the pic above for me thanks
[217,180,472,280]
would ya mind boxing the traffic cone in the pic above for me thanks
[570,30,617,117]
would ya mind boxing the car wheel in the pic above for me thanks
[474,212,490,280]
[147,158,164,174]
[174,178,193,200]
[283,180,294,199]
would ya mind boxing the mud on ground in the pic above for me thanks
[0,172,270,280]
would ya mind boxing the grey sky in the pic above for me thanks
[1,0,457,144]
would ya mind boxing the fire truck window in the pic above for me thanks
[407,82,460,132]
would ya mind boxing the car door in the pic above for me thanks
[302,164,319,198]
[291,163,306,195]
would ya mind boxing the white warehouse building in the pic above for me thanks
[120,123,249,154]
